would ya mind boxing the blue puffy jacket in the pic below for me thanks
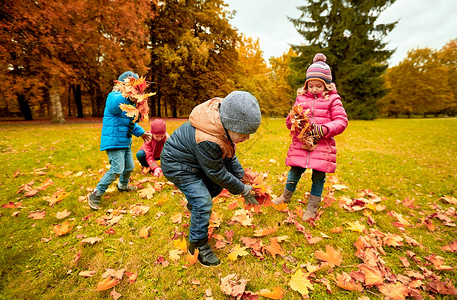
[100,91,145,151]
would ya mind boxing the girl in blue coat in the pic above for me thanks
[87,71,152,210]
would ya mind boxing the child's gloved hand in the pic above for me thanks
[153,167,163,177]
[141,132,152,142]
[241,185,259,205]
[310,124,327,138]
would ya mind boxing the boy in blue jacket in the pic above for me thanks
[87,71,152,210]
[160,91,261,266]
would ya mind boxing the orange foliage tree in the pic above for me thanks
[0,0,154,120]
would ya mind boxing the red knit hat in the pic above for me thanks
[150,119,166,134]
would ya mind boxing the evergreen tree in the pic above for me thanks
[149,0,238,117]
[289,0,396,120]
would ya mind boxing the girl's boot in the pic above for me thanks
[272,188,294,205]
[302,194,321,221]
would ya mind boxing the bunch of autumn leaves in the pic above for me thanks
[116,76,155,123]
[288,105,317,150]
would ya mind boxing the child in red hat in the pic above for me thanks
[136,119,169,177]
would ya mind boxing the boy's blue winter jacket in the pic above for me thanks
[100,91,145,151]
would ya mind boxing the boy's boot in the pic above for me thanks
[117,184,138,192]
[272,188,294,205]
[87,189,102,210]
[189,238,221,267]
[302,194,321,221]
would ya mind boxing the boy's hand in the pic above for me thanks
[241,185,259,205]
[141,132,152,142]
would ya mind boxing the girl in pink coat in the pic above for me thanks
[136,119,169,177]
[273,53,348,221]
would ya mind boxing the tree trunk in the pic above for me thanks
[73,84,84,118]
[68,83,72,117]
[17,93,33,120]
[50,86,65,123]
[157,88,162,117]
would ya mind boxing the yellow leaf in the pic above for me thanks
[289,269,314,296]
[347,221,366,233]
[139,226,150,239]
[173,237,187,252]
[227,244,249,261]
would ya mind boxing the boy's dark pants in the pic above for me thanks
[175,176,223,243]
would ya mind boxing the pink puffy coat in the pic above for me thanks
[285,88,348,173]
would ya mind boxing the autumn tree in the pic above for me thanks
[380,48,453,117]
[437,39,457,116]
[233,36,277,115]
[269,49,297,116]
[289,0,396,120]
[0,0,153,120]
[149,0,238,117]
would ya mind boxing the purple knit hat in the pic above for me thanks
[305,53,334,90]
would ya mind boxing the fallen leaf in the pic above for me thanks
[125,271,137,283]
[347,221,366,233]
[138,184,156,199]
[53,220,73,236]
[254,226,278,237]
[220,274,248,298]
[28,211,46,220]
[258,286,285,299]
[289,269,314,297]
[359,264,383,286]
[335,272,363,292]
[97,277,120,291]
[79,270,96,277]
[169,249,183,262]
[170,213,182,224]
[173,237,187,252]
[80,237,102,245]
[315,245,342,267]
[55,209,71,219]
[110,288,122,300]
[102,268,125,280]
[185,249,199,265]
[227,244,249,261]
[265,238,285,259]
[378,282,409,300]
[139,226,150,239]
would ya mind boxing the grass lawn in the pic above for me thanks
[0,117,456,299]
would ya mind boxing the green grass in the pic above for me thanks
[0,118,456,299]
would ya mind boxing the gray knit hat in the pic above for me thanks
[219,91,261,134]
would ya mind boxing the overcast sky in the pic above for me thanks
[225,0,457,66]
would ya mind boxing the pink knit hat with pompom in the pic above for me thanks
[305,53,334,90]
